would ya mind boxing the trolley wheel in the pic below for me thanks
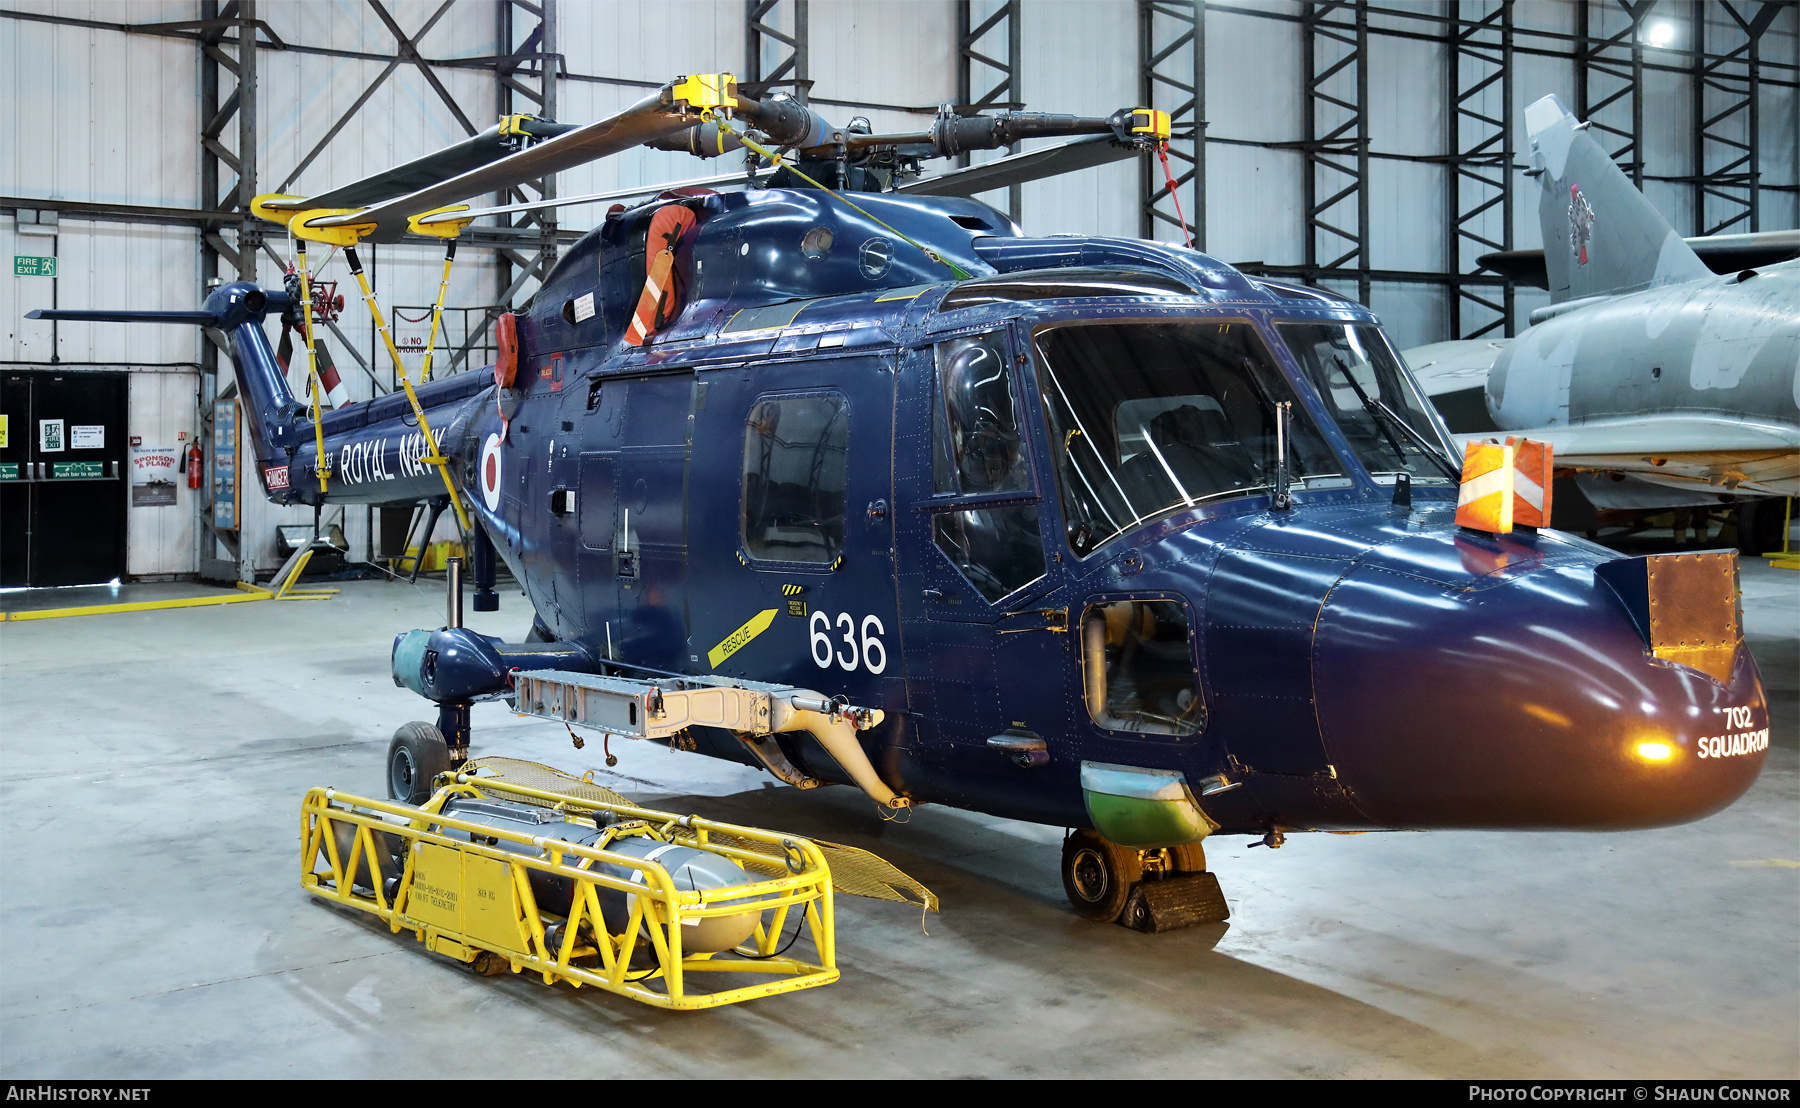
[387,721,452,805]
[1167,842,1207,873]
[1061,829,1143,923]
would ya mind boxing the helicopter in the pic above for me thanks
[30,75,1770,929]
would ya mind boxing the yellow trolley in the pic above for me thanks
[301,758,932,1010]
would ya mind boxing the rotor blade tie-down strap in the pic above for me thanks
[343,244,472,535]
[706,111,973,281]
[1155,144,1192,249]
[294,245,332,492]
[420,238,457,383]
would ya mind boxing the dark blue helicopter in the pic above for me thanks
[33,76,1769,927]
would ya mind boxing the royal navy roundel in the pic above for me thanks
[480,432,503,512]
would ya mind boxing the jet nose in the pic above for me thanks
[1312,547,1769,830]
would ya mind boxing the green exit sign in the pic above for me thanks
[15,256,56,277]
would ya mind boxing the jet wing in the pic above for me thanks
[1456,414,1800,498]
[1485,415,1799,458]
[1477,229,1800,289]
[1402,339,1509,398]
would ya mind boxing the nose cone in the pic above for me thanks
[1313,544,1769,830]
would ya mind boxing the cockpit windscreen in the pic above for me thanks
[1276,322,1461,484]
[1034,321,1340,556]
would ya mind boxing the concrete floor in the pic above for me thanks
[0,561,1794,1079]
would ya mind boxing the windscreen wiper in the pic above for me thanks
[1363,397,1463,481]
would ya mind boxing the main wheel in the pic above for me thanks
[1737,498,1789,557]
[388,721,451,805]
[1061,830,1143,922]
[1168,842,1207,873]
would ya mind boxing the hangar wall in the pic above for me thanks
[2,0,1796,582]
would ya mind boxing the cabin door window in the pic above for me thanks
[741,392,850,565]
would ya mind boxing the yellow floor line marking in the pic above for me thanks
[1729,859,1800,869]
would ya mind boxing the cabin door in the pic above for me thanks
[684,354,902,784]
[894,327,1078,824]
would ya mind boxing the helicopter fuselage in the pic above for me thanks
[234,187,1768,837]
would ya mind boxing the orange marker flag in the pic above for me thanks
[1506,436,1554,528]
[1456,440,1515,533]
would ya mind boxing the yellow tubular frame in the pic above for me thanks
[300,777,838,1010]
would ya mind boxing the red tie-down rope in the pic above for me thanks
[1155,143,1193,249]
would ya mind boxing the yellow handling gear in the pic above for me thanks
[671,73,738,112]
[1130,108,1173,140]
[342,244,471,534]
[301,766,849,1010]
[401,207,475,384]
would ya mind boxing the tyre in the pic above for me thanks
[1167,842,1207,873]
[1061,829,1143,923]
[1736,499,1789,557]
[388,721,451,805]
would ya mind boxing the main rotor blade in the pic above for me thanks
[415,167,772,226]
[894,134,1134,198]
[264,120,577,214]
[307,93,692,240]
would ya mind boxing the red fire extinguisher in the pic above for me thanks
[186,441,204,489]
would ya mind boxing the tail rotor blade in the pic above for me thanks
[313,339,350,409]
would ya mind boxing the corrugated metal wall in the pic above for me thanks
[3,0,1796,580]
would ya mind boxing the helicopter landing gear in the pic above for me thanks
[1061,831,1230,931]
[1061,830,1142,922]
[387,721,452,805]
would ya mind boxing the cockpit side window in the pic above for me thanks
[928,331,1045,602]
[1276,322,1460,484]
[933,331,1030,496]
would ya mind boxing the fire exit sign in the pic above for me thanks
[14,256,56,277]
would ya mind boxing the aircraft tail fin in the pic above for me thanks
[1525,94,1711,303]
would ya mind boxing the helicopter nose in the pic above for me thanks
[1311,549,1769,831]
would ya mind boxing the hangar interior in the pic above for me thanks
[2,0,1794,581]
[0,0,1795,1081]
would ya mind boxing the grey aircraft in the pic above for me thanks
[1404,94,1799,553]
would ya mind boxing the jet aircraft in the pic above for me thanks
[1405,95,1799,554]
[31,77,1771,927]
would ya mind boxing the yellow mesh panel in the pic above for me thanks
[709,833,939,913]
[460,756,632,810]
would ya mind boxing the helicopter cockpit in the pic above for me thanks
[1034,318,1345,556]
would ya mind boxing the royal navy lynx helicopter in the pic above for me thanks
[32,76,1770,928]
